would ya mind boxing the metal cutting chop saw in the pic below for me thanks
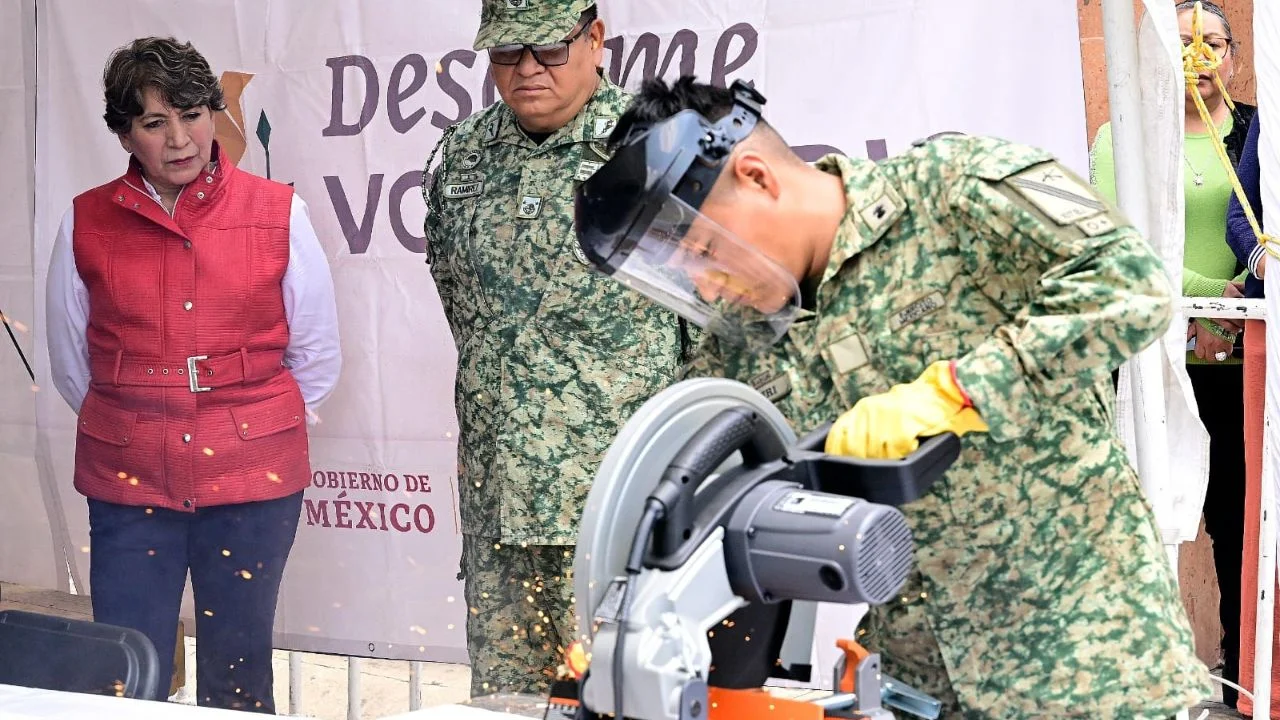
[563,378,960,720]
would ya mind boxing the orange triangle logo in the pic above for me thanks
[214,71,254,166]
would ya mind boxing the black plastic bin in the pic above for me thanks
[0,609,161,700]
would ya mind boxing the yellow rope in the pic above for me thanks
[1181,1,1277,261]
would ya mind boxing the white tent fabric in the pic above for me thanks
[1113,0,1211,545]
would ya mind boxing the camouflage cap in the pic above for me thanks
[473,0,595,51]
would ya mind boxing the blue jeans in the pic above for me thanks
[87,491,304,713]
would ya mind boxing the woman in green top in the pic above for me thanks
[1089,0,1254,707]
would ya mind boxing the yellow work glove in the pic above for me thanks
[825,360,988,460]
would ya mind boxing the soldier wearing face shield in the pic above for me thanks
[574,77,1212,718]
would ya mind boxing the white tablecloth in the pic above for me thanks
[0,684,313,719]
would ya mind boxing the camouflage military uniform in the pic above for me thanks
[423,75,686,695]
[683,136,1212,718]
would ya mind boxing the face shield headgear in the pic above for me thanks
[573,81,802,351]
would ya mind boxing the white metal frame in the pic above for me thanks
[1179,297,1275,716]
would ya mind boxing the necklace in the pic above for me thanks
[1184,154,1204,186]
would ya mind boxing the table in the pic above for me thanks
[0,683,307,719]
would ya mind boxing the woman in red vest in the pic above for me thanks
[44,37,341,713]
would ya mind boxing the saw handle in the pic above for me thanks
[649,406,787,559]
[796,424,960,506]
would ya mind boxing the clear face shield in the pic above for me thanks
[574,81,801,351]
[612,195,801,350]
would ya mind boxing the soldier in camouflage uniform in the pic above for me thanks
[421,1,687,697]
[573,77,1212,718]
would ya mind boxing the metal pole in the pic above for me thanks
[409,661,424,711]
[288,651,302,716]
[1100,0,1153,243]
[347,657,363,720]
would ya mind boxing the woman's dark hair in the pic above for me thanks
[102,37,226,134]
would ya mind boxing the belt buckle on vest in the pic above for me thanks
[187,355,211,393]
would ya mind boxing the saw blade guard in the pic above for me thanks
[572,378,796,647]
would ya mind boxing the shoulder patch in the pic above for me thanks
[574,160,604,182]
[586,141,611,161]
[1076,213,1117,237]
[593,117,617,139]
[1006,162,1106,225]
[858,194,899,234]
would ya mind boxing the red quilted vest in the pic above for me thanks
[71,144,311,511]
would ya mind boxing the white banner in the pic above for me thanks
[14,0,1088,664]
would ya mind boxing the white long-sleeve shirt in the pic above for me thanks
[46,187,342,415]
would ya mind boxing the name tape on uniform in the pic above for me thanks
[747,368,788,404]
[752,370,792,403]
[444,181,483,199]
[890,291,945,331]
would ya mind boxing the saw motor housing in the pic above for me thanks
[724,482,914,607]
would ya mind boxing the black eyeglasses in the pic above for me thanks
[487,21,591,67]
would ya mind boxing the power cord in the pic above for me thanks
[1207,674,1254,701]
[612,498,664,720]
